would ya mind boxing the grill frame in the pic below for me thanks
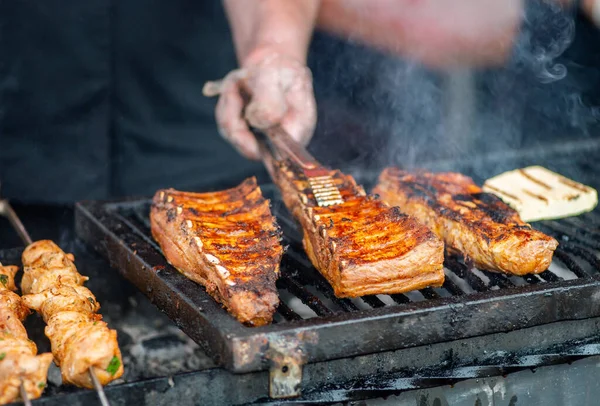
[74,185,600,376]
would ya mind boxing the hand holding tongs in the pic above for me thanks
[202,80,343,207]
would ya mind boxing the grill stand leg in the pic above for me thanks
[267,337,307,399]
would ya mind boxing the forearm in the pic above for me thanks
[223,0,321,65]
[316,0,523,68]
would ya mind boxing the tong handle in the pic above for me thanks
[262,126,319,169]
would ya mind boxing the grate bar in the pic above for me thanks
[559,242,600,272]
[322,295,359,313]
[132,207,153,231]
[282,255,359,312]
[445,257,488,292]
[389,294,411,304]
[553,248,589,278]
[419,288,441,300]
[581,212,600,226]
[276,301,303,322]
[441,279,465,296]
[539,222,600,251]
[560,217,600,236]
[538,270,562,282]
[522,274,542,284]
[279,277,334,316]
[481,271,515,289]
[361,295,387,308]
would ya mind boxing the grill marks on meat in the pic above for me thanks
[373,168,559,275]
[150,177,283,326]
[20,241,124,388]
[270,160,445,297]
[0,264,53,404]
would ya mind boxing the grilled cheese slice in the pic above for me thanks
[483,166,598,222]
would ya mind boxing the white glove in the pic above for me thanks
[204,49,317,160]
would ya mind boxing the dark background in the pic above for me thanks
[308,3,600,173]
[0,1,599,205]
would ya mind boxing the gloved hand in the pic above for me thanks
[203,48,317,160]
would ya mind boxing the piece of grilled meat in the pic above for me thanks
[0,264,53,405]
[373,168,559,275]
[150,177,283,326]
[268,160,445,297]
[21,241,124,388]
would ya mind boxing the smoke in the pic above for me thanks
[309,0,599,184]
[515,0,576,84]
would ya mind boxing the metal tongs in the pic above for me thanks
[202,79,344,208]
[257,125,344,207]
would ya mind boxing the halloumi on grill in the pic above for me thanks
[483,166,598,222]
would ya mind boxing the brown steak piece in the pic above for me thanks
[268,160,445,297]
[150,177,283,326]
[373,168,559,275]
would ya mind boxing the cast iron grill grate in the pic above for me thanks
[75,181,600,386]
[110,189,600,322]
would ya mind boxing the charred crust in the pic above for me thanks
[151,179,283,326]
[166,209,176,222]
[378,171,554,249]
[389,206,407,219]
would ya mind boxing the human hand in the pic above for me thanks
[203,48,317,160]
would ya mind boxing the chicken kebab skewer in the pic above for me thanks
[0,263,53,405]
[20,240,124,402]
[0,197,121,406]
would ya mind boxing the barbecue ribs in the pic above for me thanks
[268,160,445,297]
[373,168,559,275]
[150,177,283,326]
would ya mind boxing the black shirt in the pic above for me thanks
[0,0,266,204]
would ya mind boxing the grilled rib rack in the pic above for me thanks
[75,179,600,398]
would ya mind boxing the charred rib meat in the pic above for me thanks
[269,160,445,297]
[150,177,283,327]
[373,168,559,275]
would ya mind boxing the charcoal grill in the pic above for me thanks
[74,149,600,399]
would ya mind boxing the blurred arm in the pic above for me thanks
[223,0,320,65]
[316,0,599,69]
[316,0,523,68]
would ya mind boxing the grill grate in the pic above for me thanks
[121,195,600,321]
[262,207,599,320]
[74,184,600,377]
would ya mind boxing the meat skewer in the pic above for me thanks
[373,169,559,275]
[20,240,124,393]
[1,192,120,406]
[0,263,53,405]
